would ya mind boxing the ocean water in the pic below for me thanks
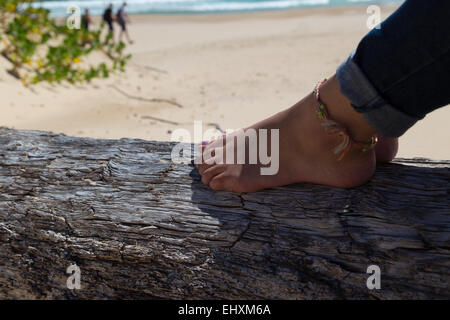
[35,0,403,17]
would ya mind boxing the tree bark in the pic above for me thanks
[0,127,448,299]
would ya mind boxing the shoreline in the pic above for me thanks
[47,0,403,18]
[88,4,399,21]
[2,5,450,160]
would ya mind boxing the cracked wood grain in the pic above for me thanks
[0,127,449,299]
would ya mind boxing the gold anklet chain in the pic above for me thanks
[313,78,378,161]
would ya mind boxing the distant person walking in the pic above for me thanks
[103,4,114,34]
[81,8,93,31]
[117,2,134,44]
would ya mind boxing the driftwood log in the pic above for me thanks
[0,127,448,300]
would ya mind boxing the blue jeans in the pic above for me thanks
[336,0,450,137]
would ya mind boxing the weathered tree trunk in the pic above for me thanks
[0,127,448,299]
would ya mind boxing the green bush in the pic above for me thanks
[0,0,130,85]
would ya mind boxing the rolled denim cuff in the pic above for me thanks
[336,52,420,137]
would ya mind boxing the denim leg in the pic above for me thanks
[337,0,450,137]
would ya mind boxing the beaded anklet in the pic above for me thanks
[313,78,378,161]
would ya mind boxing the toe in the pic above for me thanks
[194,143,213,169]
[197,162,214,175]
[202,145,216,164]
[209,171,236,191]
[201,165,226,186]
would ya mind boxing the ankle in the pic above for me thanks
[318,75,377,143]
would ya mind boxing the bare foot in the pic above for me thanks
[196,75,378,192]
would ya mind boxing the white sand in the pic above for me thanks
[1,6,449,159]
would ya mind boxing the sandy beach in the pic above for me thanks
[1,5,449,160]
